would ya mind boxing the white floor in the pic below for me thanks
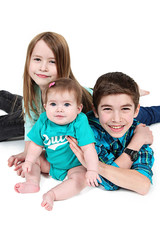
[0,121,160,240]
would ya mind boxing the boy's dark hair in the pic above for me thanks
[44,78,83,105]
[93,72,140,112]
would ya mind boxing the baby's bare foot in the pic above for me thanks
[14,182,40,193]
[41,191,56,211]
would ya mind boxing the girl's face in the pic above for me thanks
[94,94,140,138]
[29,40,58,90]
[44,89,83,125]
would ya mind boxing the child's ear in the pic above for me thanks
[134,103,140,118]
[77,104,83,113]
[43,104,46,110]
[92,105,99,118]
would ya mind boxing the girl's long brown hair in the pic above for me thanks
[23,32,92,118]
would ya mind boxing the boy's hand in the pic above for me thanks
[86,170,102,187]
[22,161,33,173]
[134,123,153,145]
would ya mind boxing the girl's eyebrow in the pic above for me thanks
[32,54,55,60]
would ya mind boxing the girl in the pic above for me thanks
[15,78,101,211]
[8,32,93,172]
[7,31,160,174]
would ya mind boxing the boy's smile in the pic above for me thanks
[95,94,140,138]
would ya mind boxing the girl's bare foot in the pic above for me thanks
[41,190,56,211]
[139,88,150,97]
[14,182,40,193]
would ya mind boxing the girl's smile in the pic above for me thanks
[29,40,58,90]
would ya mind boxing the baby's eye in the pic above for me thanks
[64,103,71,107]
[50,103,56,106]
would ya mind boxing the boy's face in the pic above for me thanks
[44,90,83,125]
[94,94,140,138]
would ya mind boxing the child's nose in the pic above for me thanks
[56,106,63,112]
[112,111,122,122]
[40,61,48,71]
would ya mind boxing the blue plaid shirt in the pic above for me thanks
[87,111,154,191]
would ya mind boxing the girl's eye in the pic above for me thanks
[34,58,41,62]
[64,103,70,107]
[49,60,56,64]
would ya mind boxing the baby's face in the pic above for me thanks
[44,90,82,125]
[95,93,140,138]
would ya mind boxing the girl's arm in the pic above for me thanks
[22,141,43,173]
[8,141,30,168]
[80,143,101,187]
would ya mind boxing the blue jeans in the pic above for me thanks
[0,90,160,141]
[0,90,24,141]
[136,106,160,125]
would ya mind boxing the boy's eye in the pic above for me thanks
[122,107,130,111]
[64,103,71,107]
[103,107,111,111]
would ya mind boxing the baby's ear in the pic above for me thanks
[43,104,46,110]
[92,105,98,118]
[77,103,83,113]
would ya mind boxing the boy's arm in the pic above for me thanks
[114,123,153,168]
[99,162,151,195]
[23,141,43,173]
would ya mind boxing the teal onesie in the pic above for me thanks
[27,112,95,181]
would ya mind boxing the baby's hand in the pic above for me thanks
[86,170,102,187]
[22,161,33,173]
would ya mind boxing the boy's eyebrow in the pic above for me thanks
[101,104,133,108]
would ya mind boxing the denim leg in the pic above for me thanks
[0,90,22,113]
[0,90,24,141]
[0,110,24,141]
[136,106,160,125]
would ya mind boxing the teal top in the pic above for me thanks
[27,111,95,180]
[24,84,93,141]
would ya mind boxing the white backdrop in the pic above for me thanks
[0,0,160,239]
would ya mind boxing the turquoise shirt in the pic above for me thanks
[27,112,95,180]
[24,84,93,141]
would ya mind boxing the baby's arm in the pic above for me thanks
[80,143,101,187]
[22,141,43,173]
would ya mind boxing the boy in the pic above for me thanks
[68,72,154,195]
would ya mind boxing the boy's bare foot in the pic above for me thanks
[14,182,40,193]
[41,191,56,211]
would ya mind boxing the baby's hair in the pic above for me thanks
[93,72,140,112]
[44,78,83,105]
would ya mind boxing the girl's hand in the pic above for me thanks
[67,136,87,168]
[86,170,102,187]
[8,152,26,177]
[8,151,26,167]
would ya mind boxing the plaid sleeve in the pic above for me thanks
[131,145,154,183]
